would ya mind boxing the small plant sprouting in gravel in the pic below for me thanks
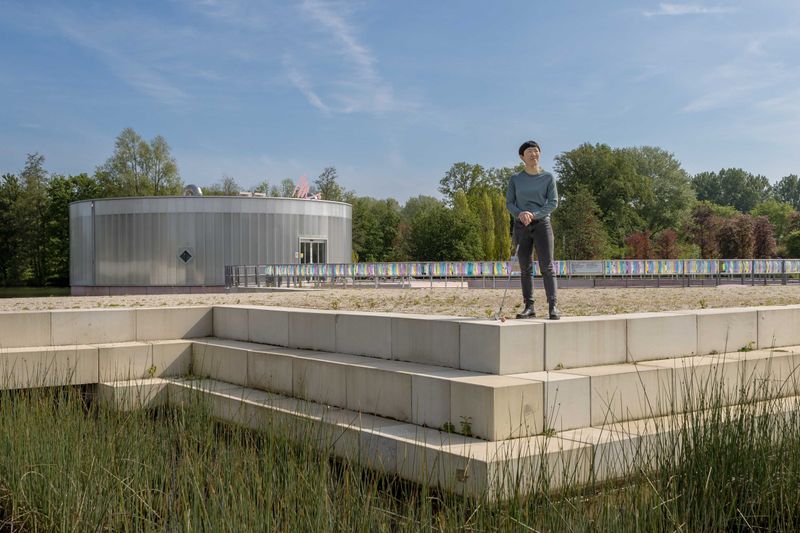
[441,422,456,433]
[739,341,756,352]
[699,298,709,309]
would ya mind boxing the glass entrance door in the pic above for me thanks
[299,238,327,264]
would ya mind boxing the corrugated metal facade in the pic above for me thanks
[69,196,352,288]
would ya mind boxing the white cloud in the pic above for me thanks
[42,9,190,106]
[644,3,738,17]
[283,56,331,114]
[287,0,414,114]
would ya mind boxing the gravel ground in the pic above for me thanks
[2,285,800,318]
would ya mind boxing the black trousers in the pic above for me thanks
[514,218,558,305]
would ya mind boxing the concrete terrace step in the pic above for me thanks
[213,305,545,375]
[97,377,800,500]
[214,304,800,374]
[191,337,545,441]
[192,335,800,436]
[547,346,800,427]
[0,340,192,390]
[4,304,800,376]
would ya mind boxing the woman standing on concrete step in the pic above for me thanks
[505,140,560,320]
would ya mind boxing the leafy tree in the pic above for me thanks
[773,174,800,210]
[46,174,102,284]
[717,214,754,259]
[147,135,181,195]
[654,229,679,259]
[554,143,648,247]
[279,178,296,197]
[622,146,695,233]
[491,192,512,259]
[550,184,608,260]
[16,153,51,284]
[351,197,401,262]
[785,230,800,257]
[438,162,486,203]
[692,168,771,212]
[0,173,23,285]
[204,175,241,195]
[788,212,800,235]
[315,167,345,202]
[751,199,795,244]
[474,191,496,259]
[97,128,182,196]
[402,195,442,222]
[408,204,482,261]
[752,216,777,258]
[485,164,525,194]
[253,180,271,194]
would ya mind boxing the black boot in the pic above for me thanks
[516,302,535,319]
[548,300,561,320]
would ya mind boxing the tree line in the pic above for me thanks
[3,129,799,287]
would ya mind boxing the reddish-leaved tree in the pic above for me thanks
[624,230,652,259]
[689,203,722,258]
[654,229,679,259]
[718,214,754,258]
[752,216,777,258]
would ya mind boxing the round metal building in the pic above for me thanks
[69,196,352,295]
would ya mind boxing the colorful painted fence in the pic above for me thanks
[229,259,800,281]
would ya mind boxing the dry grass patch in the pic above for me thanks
[2,285,800,317]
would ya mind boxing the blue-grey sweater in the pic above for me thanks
[505,170,559,220]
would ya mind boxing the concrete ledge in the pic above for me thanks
[346,360,413,422]
[626,312,697,362]
[136,306,212,340]
[450,375,543,441]
[162,378,589,498]
[335,312,392,359]
[292,355,348,406]
[248,347,294,396]
[212,306,249,341]
[757,306,800,349]
[459,320,544,374]
[51,309,136,345]
[0,311,51,348]
[695,308,757,356]
[150,340,192,377]
[288,309,337,352]
[410,368,480,431]
[192,340,249,385]
[96,378,170,411]
[248,307,290,346]
[723,347,800,399]
[391,315,463,368]
[0,345,99,389]
[544,316,627,370]
[97,342,153,382]
[568,363,674,426]
[510,371,591,431]
[95,376,800,499]
[639,355,743,413]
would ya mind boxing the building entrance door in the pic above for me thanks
[299,238,327,264]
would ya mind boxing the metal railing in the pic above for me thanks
[225,258,800,289]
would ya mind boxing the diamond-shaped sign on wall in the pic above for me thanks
[178,248,194,264]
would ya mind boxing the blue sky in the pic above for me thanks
[1,1,798,201]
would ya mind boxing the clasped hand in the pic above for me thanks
[518,211,535,226]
